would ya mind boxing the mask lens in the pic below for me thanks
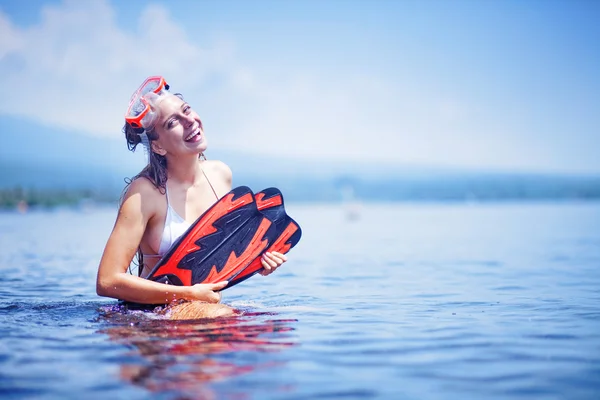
[125,77,167,129]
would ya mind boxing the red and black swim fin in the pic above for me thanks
[147,186,275,286]
[146,186,301,289]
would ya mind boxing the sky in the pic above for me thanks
[0,0,599,174]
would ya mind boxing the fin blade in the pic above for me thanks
[227,220,301,288]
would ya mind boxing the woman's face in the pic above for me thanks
[151,95,207,157]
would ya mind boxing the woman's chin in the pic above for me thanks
[184,138,208,154]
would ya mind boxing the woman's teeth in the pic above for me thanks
[185,127,201,141]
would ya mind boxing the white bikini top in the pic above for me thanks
[157,186,192,255]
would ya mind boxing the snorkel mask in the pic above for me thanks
[125,75,171,131]
[125,76,173,163]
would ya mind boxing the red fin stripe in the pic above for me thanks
[230,221,299,282]
[204,217,273,283]
[255,193,283,211]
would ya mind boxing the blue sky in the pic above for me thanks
[0,0,599,174]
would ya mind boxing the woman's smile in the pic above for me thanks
[184,125,202,143]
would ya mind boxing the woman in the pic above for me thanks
[96,76,287,319]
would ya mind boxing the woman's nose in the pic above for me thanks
[183,113,195,127]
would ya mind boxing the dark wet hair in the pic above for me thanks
[123,123,168,194]
[122,92,187,194]
[121,122,167,276]
[120,93,203,276]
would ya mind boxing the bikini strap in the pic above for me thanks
[202,169,219,199]
[165,184,171,206]
[200,153,219,200]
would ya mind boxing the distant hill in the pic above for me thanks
[0,115,143,179]
[2,157,599,205]
[1,115,599,204]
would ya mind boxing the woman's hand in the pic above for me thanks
[188,281,229,303]
[259,251,287,276]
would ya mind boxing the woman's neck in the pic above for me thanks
[166,154,204,186]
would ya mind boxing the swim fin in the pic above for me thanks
[147,186,275,286]
[146,186,301,289]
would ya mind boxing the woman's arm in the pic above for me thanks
[96,179,226,304]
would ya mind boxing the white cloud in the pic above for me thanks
[0,12,22,59]
[0,0,578,172]
[0,0,232,137]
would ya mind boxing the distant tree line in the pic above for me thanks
[1,174,599,210]
[0,186,119,209]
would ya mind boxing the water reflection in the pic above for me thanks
[96,306,298,397]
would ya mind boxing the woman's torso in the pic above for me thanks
[138,161,230,277]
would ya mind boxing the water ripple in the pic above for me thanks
[2,203,600,399]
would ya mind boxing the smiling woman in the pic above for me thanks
[95,76,288,319]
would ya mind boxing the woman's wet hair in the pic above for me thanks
[121,123,168,275]
[121,93,187,275]
[123,123,168,193]
[123,92,186,194]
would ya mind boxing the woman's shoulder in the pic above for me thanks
[125,176,163,196]
[117,176,165,221]
[202,159,232,181]
[121,176,164,209]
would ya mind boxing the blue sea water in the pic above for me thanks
[0,201,599,399]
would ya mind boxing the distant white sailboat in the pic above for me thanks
[340,185,361,221]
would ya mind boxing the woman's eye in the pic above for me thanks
[167,119,178,129]
[183,106,191,114]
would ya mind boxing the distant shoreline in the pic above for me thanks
[0,187,119,211]
[2,181,599,211]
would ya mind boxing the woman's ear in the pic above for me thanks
[151,140,167,156]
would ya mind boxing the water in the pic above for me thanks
[1,201,599,399]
